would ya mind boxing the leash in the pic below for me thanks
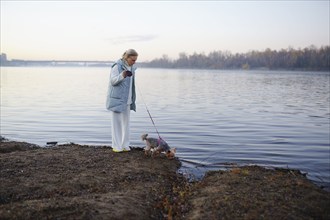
[136,83,163,142]
[117,62,162,142]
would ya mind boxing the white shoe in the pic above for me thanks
[123,147,131,152]
[112,148,124,153]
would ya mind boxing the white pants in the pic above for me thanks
[111,106,131,151]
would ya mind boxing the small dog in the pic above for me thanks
[141,134,176,159]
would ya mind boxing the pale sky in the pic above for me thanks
[1,1,329,62]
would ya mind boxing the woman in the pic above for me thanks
[106,49,138,152]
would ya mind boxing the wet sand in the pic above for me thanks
[1,139,329,219]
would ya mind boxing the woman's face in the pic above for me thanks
[127,56,137,66]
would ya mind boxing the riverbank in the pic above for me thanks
[1,139,329,219]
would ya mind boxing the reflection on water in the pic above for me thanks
[1,67,329,189]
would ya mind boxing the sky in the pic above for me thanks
[1,1,329,62]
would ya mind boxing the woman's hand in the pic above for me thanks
[122,70,133,78]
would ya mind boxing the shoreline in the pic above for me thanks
[1,139,329,219]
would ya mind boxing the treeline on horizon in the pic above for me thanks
[143,45,330,71]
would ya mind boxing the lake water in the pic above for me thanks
[1,67,329,189]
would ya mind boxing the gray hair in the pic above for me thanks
[122,49,138,59]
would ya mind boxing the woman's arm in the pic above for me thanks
[110,65,125,86]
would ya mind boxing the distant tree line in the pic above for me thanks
[144,45,329,71]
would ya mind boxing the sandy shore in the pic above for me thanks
[0,139,329,219]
